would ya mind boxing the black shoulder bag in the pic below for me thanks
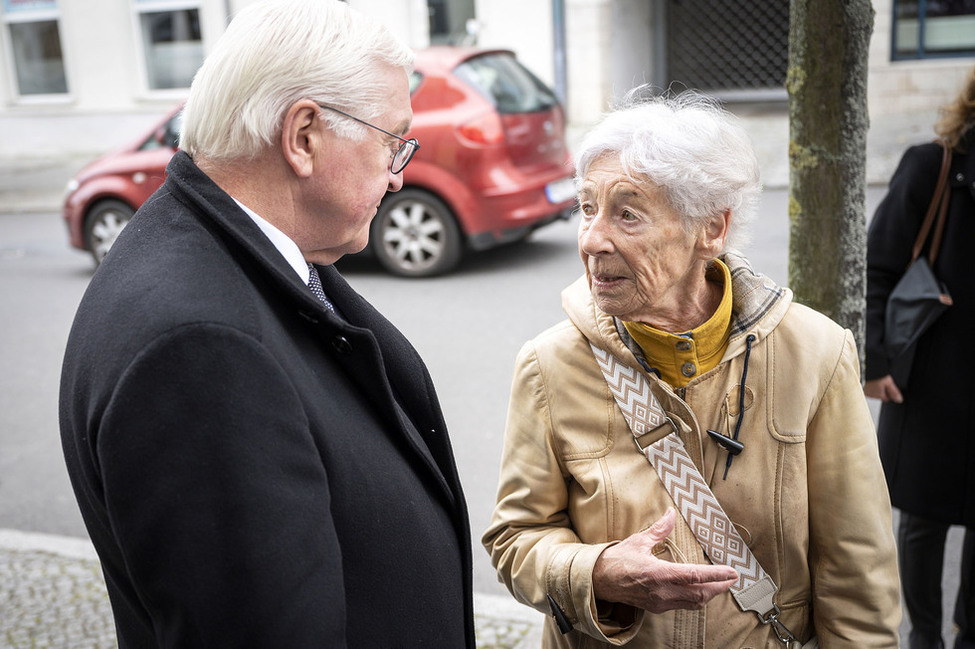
[883,140,953,388]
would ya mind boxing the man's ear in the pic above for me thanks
[281,100,323,179]
[700,209,732,257]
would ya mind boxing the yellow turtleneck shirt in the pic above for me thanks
[622,259,733,388]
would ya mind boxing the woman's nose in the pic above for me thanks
[579,215,613,255]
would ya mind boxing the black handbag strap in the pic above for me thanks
[911,140,952,265]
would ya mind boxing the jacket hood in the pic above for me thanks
[562,251,793,365]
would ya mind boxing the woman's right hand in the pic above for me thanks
[863,375,904,403]
[591,508,738,613]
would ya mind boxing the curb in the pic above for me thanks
[0,528,99,560]
[474,592,546,649]
[0,528,544,649]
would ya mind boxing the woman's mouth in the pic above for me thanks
[591,273,626,286]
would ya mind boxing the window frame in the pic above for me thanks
[891,0,975,61]
[1,0,70,101]
[130,0,203,96]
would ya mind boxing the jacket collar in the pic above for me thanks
[949,134,975,195]
[562,251,792,367]
[164,151,325,310]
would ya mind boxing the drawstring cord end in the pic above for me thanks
[715,334,756,480]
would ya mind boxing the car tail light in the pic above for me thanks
[457,111,504,146]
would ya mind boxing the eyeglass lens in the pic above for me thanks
[392,139,419,174]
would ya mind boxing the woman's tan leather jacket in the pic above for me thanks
[483,253,901,648]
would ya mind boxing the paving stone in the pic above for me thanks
[1,531,543,649]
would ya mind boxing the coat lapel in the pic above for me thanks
[166,153,460,507]
[316,264,459,507]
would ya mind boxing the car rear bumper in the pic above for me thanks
[461,171,577,250]
[467,205,574,250]
[62,200,86,250]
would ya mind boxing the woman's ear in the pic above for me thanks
[700,209,732,257]
[281,101,322,179]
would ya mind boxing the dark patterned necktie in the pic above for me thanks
[307,263,337,313]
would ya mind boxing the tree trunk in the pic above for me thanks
[787,0,874,358]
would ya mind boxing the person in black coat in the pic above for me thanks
[58,1,475,646]
[865,66,975,649]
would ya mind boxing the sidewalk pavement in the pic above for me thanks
[0,528,545,649]
[0,154,92,215]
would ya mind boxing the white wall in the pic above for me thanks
[609,0,654,101]
[868,0,973,118]
[473,0,554,86]
[564,0,611,124]
[60,3,137,110]
[865,0,975,178]
[348,0,430,50]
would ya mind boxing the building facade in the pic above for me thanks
[2,0,973,183]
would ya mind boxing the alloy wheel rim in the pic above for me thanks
[91,211,129,261]
[382,201,445,271]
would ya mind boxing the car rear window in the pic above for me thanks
[139,111,182,151]
[453,53,558,114]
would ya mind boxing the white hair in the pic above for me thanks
[180,0,413,161]
[574,90,761,251]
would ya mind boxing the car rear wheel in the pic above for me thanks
[370,189,463,277]
[84,199,134,266]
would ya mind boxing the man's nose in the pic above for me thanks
[388,168,405,192]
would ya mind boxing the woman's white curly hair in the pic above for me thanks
[574,88,762,252]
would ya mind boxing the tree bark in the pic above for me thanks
[787,0,874,358]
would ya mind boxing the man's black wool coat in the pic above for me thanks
[60,151,475,647]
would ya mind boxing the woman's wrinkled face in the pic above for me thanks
[577,155,712,325]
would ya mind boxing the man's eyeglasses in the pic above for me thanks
[318,104,419,174]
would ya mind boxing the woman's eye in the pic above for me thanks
[621,210,636,221]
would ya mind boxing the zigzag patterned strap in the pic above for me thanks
[590,343,782,624]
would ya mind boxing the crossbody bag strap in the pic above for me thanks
[590,343,799,646]
[927,140,952,264]
[912,139,952,265]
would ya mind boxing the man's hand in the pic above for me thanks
[591,508,738,613]
[863,375,903,403]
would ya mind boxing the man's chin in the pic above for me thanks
[349,232,371,256]
[309,232,371,266]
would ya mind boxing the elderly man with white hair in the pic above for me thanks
[59,1,474,646]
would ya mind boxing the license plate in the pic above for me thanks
[545,177,576,204]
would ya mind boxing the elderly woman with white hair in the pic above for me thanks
[482,93,902,648]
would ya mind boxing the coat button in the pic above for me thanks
[676,340,692,351]
[681,362,696,377]
[956,172,965,182]
[332,336,352,354]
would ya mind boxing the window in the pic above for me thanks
[454,52,558,114]
[134,1,203,90]
[426,0,474,46]
[2,0,68,95]
[893,0,975,59]
[428,0,449,43]
[663,0,789,100]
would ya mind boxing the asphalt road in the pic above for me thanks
[0,187,962,645]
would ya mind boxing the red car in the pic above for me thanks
[63,47,576,277]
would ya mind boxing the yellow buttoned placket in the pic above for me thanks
[623,259,734,388]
